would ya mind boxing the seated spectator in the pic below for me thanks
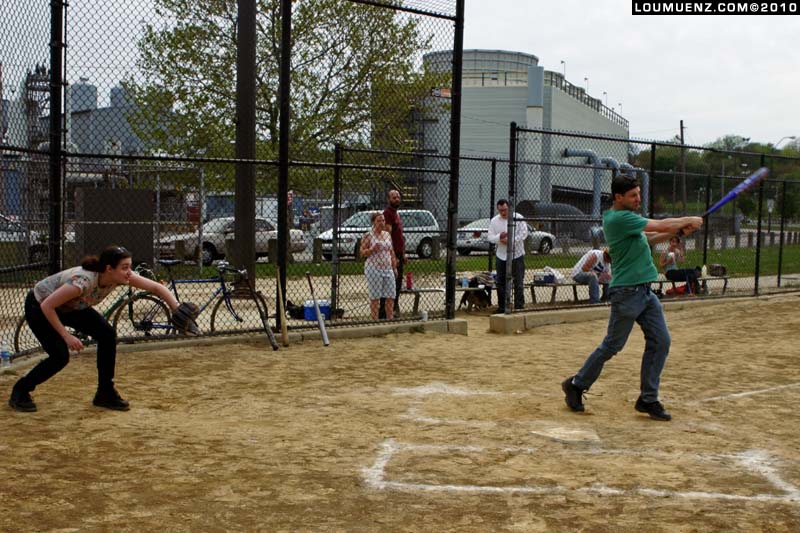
[659,236,701,294]
[571,248,612,304]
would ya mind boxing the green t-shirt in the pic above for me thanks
[603,209,658,287]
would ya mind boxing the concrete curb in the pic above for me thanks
[3,319,469,372]
[488,293,798,334]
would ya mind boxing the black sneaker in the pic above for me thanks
[561,376,585,412]
[9,386,37,412]
[93,387,130,411]
[635,396,671,421]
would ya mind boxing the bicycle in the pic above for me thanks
[112,259,276,348]
[12,262,158,355]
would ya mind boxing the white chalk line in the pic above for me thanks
[391,382,524,397]
[362,439,800,504]
[401,406,601,443]
[694,382,800,403]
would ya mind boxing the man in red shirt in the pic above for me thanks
[380,189,405,318]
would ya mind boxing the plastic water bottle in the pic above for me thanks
[1,338,11,369]
[701,265,708,278]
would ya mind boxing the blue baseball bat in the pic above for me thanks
[703,167,769,216]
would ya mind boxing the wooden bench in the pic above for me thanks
[653,275,729,295]
[528,280,609,304]
[399,287,446,314]
[400,285,496,313]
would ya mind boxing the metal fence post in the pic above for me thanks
[49,0,65,274]
[505,122,517,315]
[777,179,787,287]
[235,0,257,282]
[754,154,766,295]
[648,143,656,218]
[331,144,343,313]
[444,0,465,320]
[488,158,496,273]
[276,0,293,304]
[702,174,711,265]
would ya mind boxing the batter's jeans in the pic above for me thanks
[573,284,671,402]
[15,290,118,393]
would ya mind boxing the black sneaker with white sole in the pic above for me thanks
[635,396,671,421]
[561,376,585,412]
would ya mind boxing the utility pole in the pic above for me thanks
[680,120,687,214]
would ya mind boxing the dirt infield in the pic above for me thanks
[2,295,799,531]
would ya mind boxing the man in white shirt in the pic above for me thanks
[487,199,529,312]
[571,248,612,304]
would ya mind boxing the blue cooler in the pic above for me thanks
[304,300,332,321]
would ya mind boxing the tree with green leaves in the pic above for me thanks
[124,0,448,188]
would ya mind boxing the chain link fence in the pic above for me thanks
[1,0,463,356]
[3,1,799,357]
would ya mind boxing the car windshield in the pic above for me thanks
[342,212,376,227]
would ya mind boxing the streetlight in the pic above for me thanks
[560,60,566,78]
[618,102,623,114]
[584,77,589,92]
[773,135,796,149]
[603,91,607,106]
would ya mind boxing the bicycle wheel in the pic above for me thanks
[13,315,39,355]
[112,294,173,340]
[209,290,270,334]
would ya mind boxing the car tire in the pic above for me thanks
[201,243,217,266]
[538,238,553,255]
[29,245,48,264]
[457,247,471,256]
[417,238,433,259]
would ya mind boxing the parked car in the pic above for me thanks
[0,213,48,263]
[318,209,440,260]
[158,216,306,265]
[456,217,556,255]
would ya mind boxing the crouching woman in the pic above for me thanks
[9,246,182,412]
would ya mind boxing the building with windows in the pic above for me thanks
[417,49,629,224]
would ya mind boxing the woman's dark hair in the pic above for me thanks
[81,245,131,273]
[611,174,641,198]
[370,211,384,223]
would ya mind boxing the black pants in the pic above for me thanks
[496,255,526,311]
[379,255,404,318]
[665,268,700,294]
[16,290,117,393]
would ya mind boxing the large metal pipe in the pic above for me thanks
[563,148,603,217]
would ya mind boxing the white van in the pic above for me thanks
[318,209,440,259]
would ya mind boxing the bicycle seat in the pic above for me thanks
[157,259,182,267]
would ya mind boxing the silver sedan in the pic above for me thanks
[456,218,556,255]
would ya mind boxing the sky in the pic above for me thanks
[463,0,800,147]
[2,0,797,148]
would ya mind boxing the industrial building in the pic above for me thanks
[417,49,630,224]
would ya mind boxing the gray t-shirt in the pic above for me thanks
[33,266,118,311]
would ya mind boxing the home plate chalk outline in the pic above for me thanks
[372,382,800,504]
[362,439,800,504]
